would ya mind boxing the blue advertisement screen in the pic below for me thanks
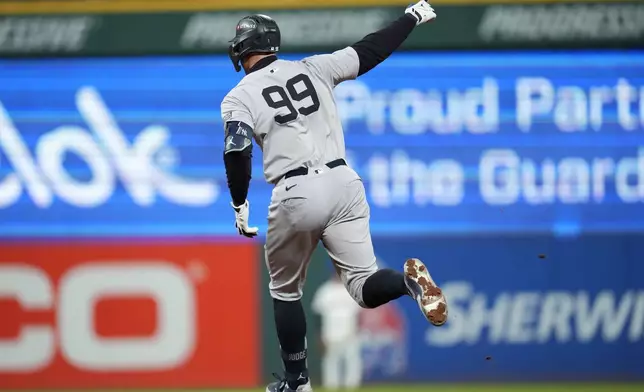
[365,233,644,381]
[1,50,643,237]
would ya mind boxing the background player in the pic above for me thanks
[221,2,445,392]
[312,271,363,390]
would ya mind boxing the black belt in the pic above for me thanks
[284,158,346,179]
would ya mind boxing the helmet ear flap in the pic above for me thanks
[228,42,242,72]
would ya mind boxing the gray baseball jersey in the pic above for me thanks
[221,46,378,306]
[221,47,359,184]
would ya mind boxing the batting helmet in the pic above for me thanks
[228,14,281,72]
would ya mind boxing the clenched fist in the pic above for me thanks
[405,0,437,25]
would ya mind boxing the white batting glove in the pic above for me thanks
[405,0,437,25]
[231,200,258,238]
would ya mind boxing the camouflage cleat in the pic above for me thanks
[403,258,448,326]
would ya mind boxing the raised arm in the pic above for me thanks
[302,1,436,85]
[352,0,436,76]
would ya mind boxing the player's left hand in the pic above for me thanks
[231,200,259,238]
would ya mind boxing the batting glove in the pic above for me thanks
[405,0,437,25]
[231,200,259,238]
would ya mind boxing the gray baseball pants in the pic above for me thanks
[264,163,378,307]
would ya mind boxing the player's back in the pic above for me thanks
[222,48,360,184]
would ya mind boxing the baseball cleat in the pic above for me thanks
[404,258,448,326]
[266,373,312,392]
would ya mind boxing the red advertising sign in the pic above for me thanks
[0,240,259,389]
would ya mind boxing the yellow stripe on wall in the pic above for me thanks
[0,0,633,15]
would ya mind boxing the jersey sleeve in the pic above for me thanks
[221,91,254,155]
[221,91,255,129]
[302,47,360,87]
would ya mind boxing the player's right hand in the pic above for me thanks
[231,200,259,238]
[405,0,437,25]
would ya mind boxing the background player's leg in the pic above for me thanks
[344,337,363,389]
[322,341,341,390]
[321,168,408,308]
[265,191,320,391]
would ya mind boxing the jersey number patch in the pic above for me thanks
[262,73,320,124]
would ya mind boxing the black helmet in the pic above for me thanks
[228,14,281,72]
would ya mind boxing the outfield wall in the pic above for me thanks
[0,1,641,57]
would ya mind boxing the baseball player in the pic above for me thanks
[221,2,446,391]
[312,272,364,390]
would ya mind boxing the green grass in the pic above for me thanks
[8,384,644,392]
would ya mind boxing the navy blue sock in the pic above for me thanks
[273,298,308,388]
[362,269,407,308]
